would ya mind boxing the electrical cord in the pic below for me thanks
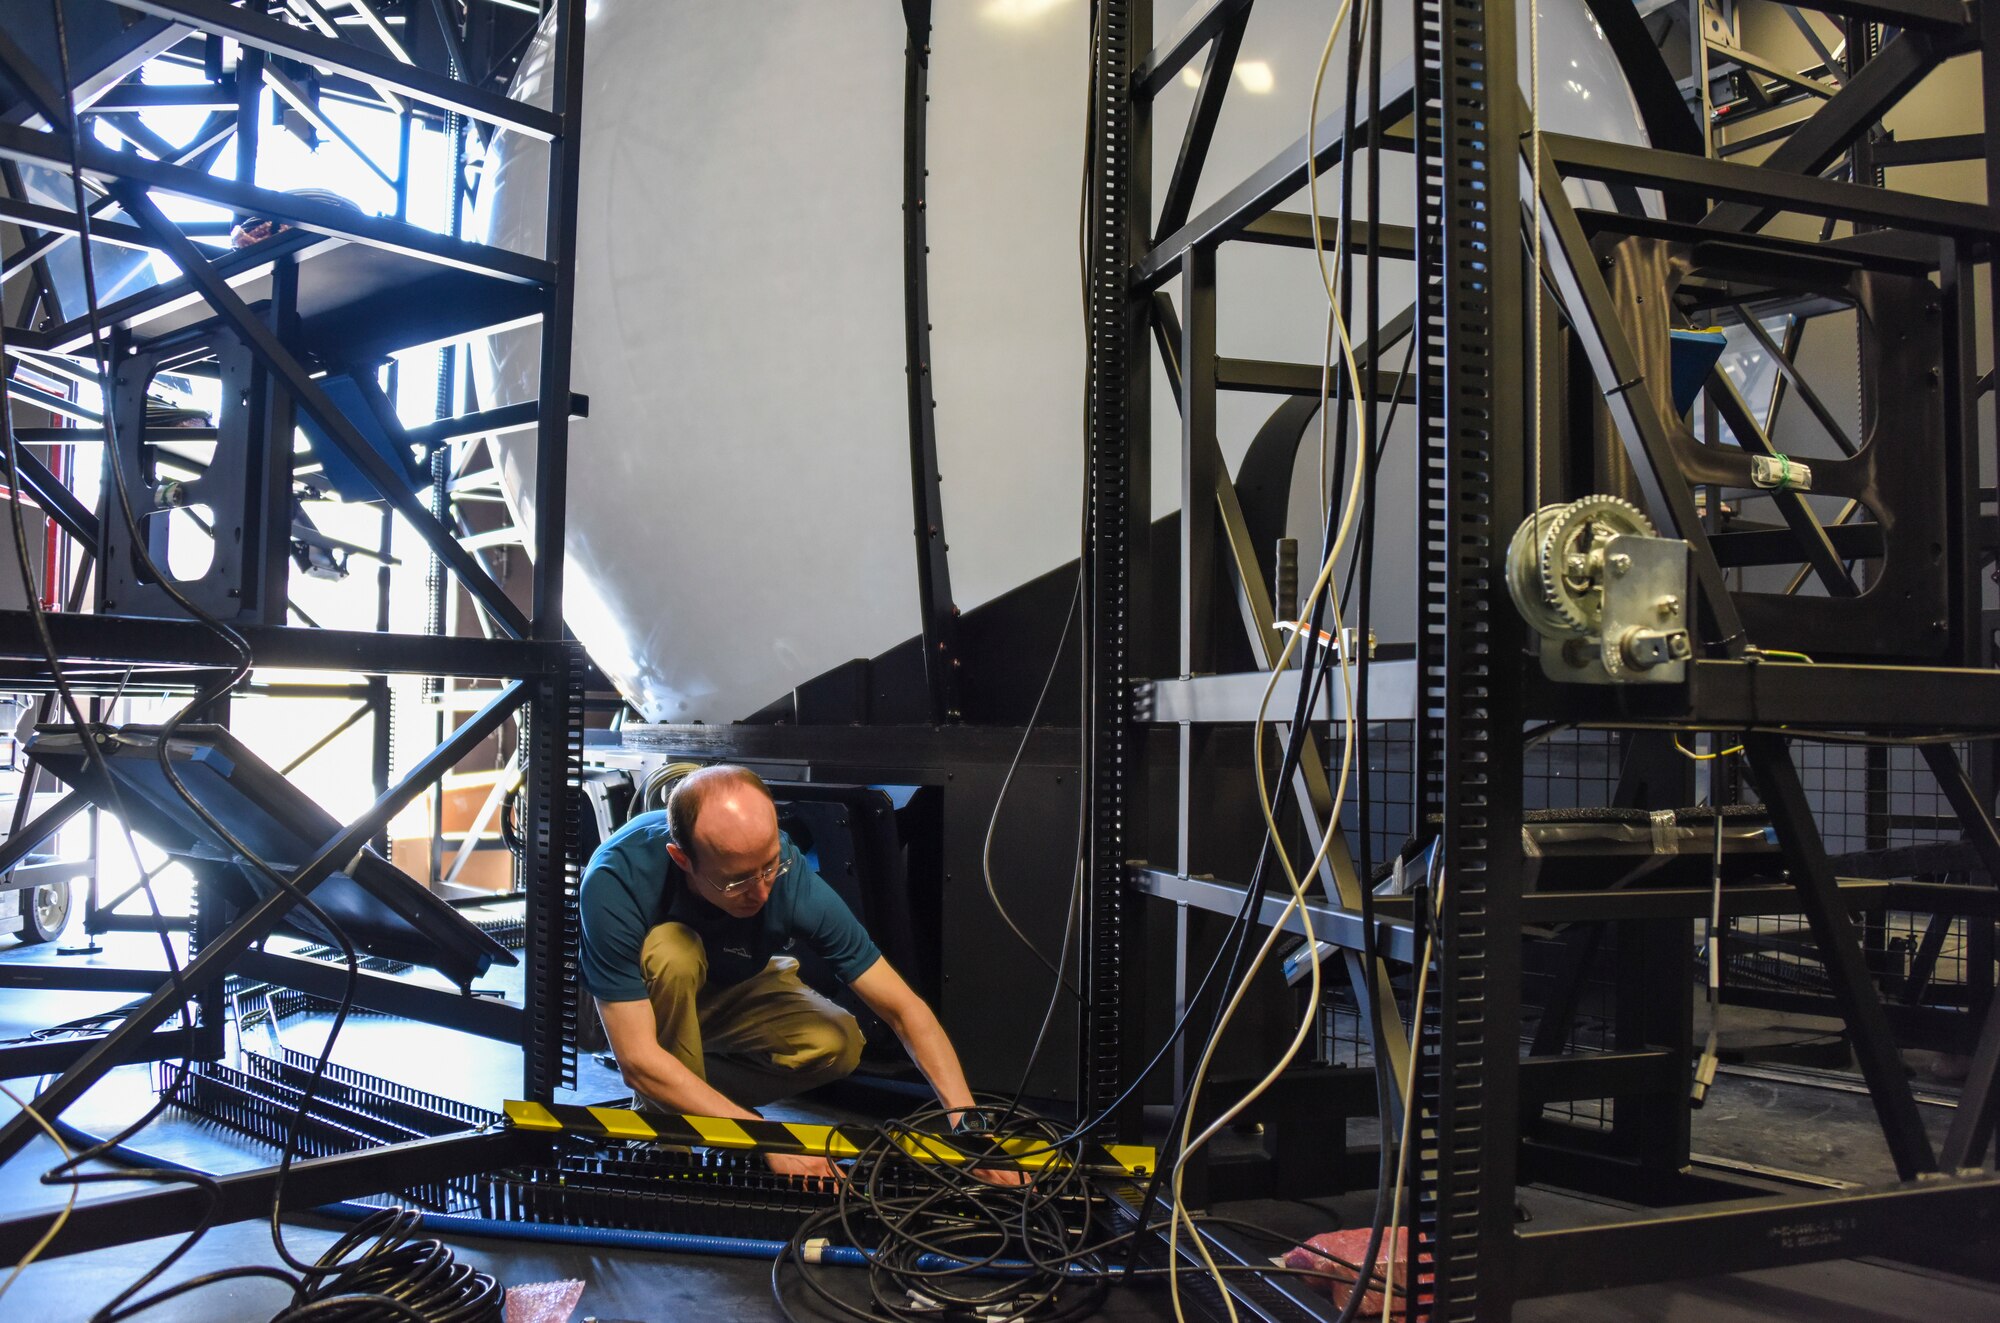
[980,576,1083,996]
[769,1099,1378,1323]
[1157,3,1398,1317]
[0,53,214,1313]
[0,1081,76,1304]
[18,13,486,1320]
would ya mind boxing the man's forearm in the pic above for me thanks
[623,1049,760,1122]
[892,1008,977,1115]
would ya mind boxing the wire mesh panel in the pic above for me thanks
[1524,730,1623,813]
[1721,739,1994,1042]
[1339,721,1418,875]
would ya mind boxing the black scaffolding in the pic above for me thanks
[1086,0,2000,1318]
[0,0,587,1254]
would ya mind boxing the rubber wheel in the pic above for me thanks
[19,879,72,944]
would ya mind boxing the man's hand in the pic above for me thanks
[768,1152,844,1186]
[967,1161,1030,1189]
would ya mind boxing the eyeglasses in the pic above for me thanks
[704,855,790,896]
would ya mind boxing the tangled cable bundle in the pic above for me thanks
[774,1101,1113,1323]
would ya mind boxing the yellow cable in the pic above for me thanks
[0,1082,76,1303]
[1675,735,1744,761]
[1168,7,1375,1316]
[1382,927,1434,1323]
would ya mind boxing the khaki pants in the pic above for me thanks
[636,922,863,1110]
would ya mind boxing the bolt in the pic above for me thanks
[1657,595,1680,618]
[1566,553,1588,576]
[1608,552,1632,576]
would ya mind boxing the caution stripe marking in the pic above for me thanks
[502,1100,1153,1176]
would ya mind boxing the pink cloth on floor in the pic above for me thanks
[1283,1227,1410,1316]
[503,1278,586,1323]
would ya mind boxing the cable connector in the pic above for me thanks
[1691,1052,1719,1106]
[1750,453,1812,493]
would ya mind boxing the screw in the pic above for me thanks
[1657,595,1680,618]
[1608,553,1632,576]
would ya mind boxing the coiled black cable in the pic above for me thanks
[774,1100,1108,1323]
[771,1100,1392,1323]
[272,1209,502,1323]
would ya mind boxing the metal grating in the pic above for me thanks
[157,1055,494,1211]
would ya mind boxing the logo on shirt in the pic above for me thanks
[723,945,752,959]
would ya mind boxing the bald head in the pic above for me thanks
[666,765,777,868]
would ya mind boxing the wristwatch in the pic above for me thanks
[948,1109,995,1137]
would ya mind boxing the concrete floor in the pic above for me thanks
[1,933,1997,1322]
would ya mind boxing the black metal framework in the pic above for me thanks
[0,0,586,1259]
[1089,0,2000,1318]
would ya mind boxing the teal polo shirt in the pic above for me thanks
[578,810,882,1002]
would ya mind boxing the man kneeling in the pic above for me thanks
[580,764,997,1181]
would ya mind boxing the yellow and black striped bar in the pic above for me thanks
[503,1100,1155,1177]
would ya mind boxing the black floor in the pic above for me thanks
[2,932,1997,1322]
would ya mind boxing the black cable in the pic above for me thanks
[769,1100,1371,1323]
[27,12,443,1318]
[1331,4,1409,1316]
[0,21,220,1306]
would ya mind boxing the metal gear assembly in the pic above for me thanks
[1506,495,1657,641]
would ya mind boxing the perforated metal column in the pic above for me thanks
[1411,0,1529,1313]
[523,642,585,1098]
[1079,0,1150,1130]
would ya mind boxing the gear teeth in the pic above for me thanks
[1509,496,1655,640]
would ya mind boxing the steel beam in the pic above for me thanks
[1131,0,1255,101]
[1746,732,1936,1177]
[1526,659,2000,730]
[0,1128,546,1263]
[0,1025,216,1082]
[1155,8,1248,240]
[109,0,559,137]
[1,442,100,549]
[0,790,87,878]
[113,184,532,639]
[1513,1172,2000,1298]
[1236,211,1417,259]
[1133,867,1421,966]
[0,609,557,677]
[1704,31,1942,233]
[1135,60,1416,290]
[0,121,550,285]
[0,681,528,1167]
[1545,132,2000,239]
[232,950,524,1043]
[1136,661,1419,723]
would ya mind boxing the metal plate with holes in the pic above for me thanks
[1539,533,1690,685]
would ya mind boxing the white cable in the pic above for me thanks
[1167,4,1377,1314]
[1529,0,1544,512]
